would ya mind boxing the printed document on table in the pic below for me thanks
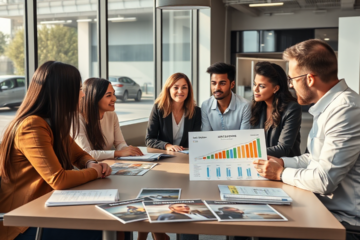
[189,130,267,181]
[45,189,119,206]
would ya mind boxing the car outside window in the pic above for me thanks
[16,78,25,87]
[1,79,15,89]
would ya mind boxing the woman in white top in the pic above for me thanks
[145,73,201,151]
[74,78,143,161]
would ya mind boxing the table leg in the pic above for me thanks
[103,230,117,240]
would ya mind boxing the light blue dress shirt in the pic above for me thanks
[282,80,360,225]
[201,92,251,131]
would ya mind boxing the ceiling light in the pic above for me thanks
[249,2,284,7]
[108,17,125,21]
[156,0,211,9]
[273,12,294,15]
[40,20,66,24]
[109,17,137,22]
[324,38,330,41]
[77,19,92,22]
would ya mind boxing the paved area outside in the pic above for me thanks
[0,94,155,141]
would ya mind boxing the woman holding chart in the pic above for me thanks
[250,61,302,158]
[73,77,143,161]
[0,61,111,240]
[145,73,201,151]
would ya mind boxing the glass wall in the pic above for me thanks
[0,0,25,141]
[162,10,191,84]
[108,0,154,122]
[36,0,98,80]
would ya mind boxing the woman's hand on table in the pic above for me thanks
[165,144,184,152]
[88,162,112,178]
[115,146,144,157]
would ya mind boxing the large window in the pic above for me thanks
[162,10,191,84]
[36,0,98,80]
[108,0,154,122]
[0,0,25,141]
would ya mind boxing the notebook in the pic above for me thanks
[218,185,292,205]
[117,153,173,161]
[45,189,120,207]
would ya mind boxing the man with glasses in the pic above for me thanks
[253,39,360,240]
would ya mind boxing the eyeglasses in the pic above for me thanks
[287,74,309,85]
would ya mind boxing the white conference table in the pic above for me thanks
[4,148,345,240]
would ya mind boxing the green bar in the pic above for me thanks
[211,154,214,159]
[257,138,262,158]
[233,148,237,158]
[207,156,210,159]
[226,150,229,158]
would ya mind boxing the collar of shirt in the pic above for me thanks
[308,79,347,117]
[211,91,236,114]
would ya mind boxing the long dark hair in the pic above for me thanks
[250,61,296,127]
[0,61,82,181]
[80,78,110,150]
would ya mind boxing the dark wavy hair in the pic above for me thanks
[0,61,81,181]
[250,61,296,127]
[80,78,110,150]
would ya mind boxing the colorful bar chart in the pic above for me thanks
[198,138,262,160]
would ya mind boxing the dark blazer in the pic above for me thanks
[251,101,302,158]
[145,104,202,149]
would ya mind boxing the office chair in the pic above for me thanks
[343,221,360,237]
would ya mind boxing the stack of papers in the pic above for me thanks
[117,153,173,161]
[218,185,292,205]
[110,162,157,176]
[45,189,120,207]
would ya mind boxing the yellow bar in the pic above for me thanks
[237,146,241,159]
[241,145,245,158]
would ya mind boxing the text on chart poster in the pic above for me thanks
[189,129,267,181]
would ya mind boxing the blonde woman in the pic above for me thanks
[145,72,201,151]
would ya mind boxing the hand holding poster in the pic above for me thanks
[189,129,267,181]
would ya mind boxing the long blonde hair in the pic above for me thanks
[155,73,196,119]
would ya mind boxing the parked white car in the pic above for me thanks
[109,76,142,102]
[0,75,25,109]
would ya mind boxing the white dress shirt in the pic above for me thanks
[172,113,185,146]
[74,111,128,160]
[282,80,360,225]
[201,92,251,131]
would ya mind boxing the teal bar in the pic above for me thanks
[257,138,262,158]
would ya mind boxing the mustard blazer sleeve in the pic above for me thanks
[15,116,98,190]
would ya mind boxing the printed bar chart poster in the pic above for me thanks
[189,130,267,181]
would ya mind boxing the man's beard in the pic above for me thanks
[295,82,313,105]
[214,89,231,100]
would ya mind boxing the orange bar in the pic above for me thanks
[245,144,250,158]
[215,153,218,159]
[203,157,206,159]
[249,142,254,158]
[237,147,241,159]
[253,140,258,158]
[222,151,226,159]
[241,145,245,158]
[219,152,222,159]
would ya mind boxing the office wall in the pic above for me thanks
[229,8,360,31]
[338,16,360,94]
